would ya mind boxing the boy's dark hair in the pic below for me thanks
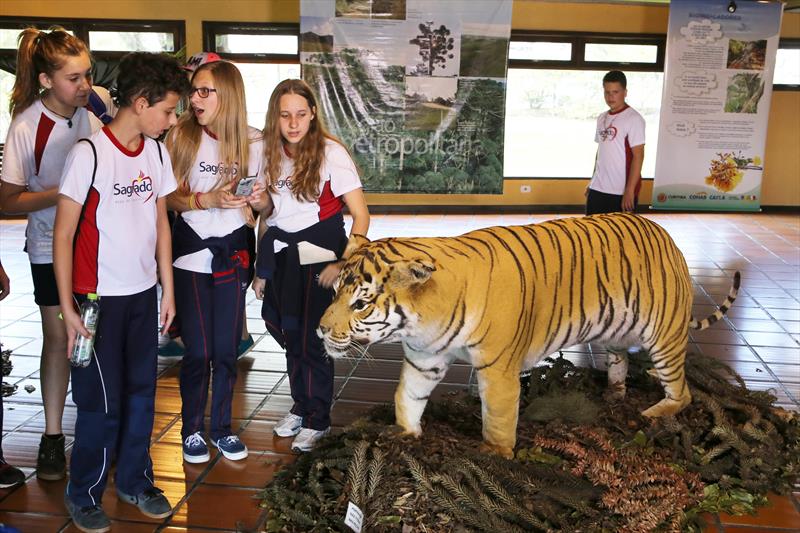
[112,52,191,108]
[603,70,627,89]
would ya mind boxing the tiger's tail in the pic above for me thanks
[689,271,741,331]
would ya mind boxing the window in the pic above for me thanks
[230,62,301,128]
[505,69,663,179]
[0,17,185,141]
[88,30,175,52]
[584,43,658,64]
[774,40,800,89]
[505,32,665,179]
[509,41,572,62]
[203,22,300,128]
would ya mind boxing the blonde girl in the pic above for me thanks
[0,27,100,481]
[166,60,267,464]
[254,79,369,453]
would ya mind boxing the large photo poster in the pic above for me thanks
[652,0,783,211]
[300,0,512,194]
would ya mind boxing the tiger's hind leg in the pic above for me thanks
[605,348,629,401]
[641,345,692,417]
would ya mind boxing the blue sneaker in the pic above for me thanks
[116,486,172,519]
[212,435,248,461]
[182,432,210,464]
[64,493,110,533]
[237,335,255,359]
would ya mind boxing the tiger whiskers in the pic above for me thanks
[346,341,374,363]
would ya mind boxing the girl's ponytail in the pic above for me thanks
[9,26,89,117]
[10,28,42,117]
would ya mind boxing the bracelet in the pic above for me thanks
[188,193,197,210]
[196,192,205,209]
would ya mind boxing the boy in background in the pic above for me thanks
[585,70,646,215]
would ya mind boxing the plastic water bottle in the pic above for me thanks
[71,293,100,368]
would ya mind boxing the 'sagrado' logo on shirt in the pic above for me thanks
[275,177,294,190]
[113,171,154,203]
[199,161,238,177]
[599,126,618,142]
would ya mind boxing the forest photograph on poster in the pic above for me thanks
[300,0,512,194]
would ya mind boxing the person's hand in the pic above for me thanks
[203,183,248,209]
[159,292,176,335]
[62,307,89,360]
[584,185,590,198]
[0,266,9,301]
[622,190,636,212]
[318,262,343,288]
[246,182,269,211]
[252,276,266,300]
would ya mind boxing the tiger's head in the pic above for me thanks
[318,235,437,357]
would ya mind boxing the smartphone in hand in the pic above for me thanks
[234,176,258,197]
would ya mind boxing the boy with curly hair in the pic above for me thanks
[53,52,190,532]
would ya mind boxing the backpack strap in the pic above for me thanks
[155,138,163,165]
[77,138,98,188]
[73,138,98,250]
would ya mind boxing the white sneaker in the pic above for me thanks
[273,413,303,437]
[291,427,330,453]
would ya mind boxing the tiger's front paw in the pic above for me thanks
[394,422,422,438]
[479,441,514,459]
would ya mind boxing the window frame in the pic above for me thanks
[505,31,666,180]
[202,21,299,64]
[509,30,666,72]
[0,16,185,61]
[774,38,800,91]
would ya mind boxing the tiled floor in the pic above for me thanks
[0,211,799,532]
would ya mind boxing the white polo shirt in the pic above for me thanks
[589,105,645,195]
[59,127,177,296]
[173,126,265,273]
[266,139,362,235]
[1,100,101,263]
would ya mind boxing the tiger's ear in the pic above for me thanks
[342,234,370,260]
[390,259,436,288]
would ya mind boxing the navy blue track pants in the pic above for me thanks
[263,253,335,431]
[67,286,158,508]
[174,260,247,441]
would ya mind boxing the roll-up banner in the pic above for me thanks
[652,0,783,211]
[299,0,513,194]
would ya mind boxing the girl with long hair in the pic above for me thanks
[166,60,267,464]
[253,78,369,453]
[0,27,100,482]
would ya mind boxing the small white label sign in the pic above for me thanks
[344,501,364,533]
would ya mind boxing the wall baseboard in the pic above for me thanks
[365,205,800,215]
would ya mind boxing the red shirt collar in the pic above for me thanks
[102,126,144,157]
[608,104,629,116]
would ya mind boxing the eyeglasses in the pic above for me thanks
[190,87,217,98]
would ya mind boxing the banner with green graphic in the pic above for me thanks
[652,0,783,211]
[300,0,512,194]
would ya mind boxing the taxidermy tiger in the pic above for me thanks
[318,213,740,458]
